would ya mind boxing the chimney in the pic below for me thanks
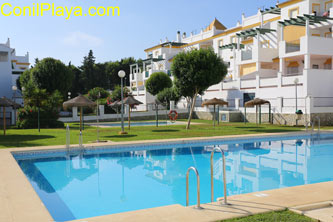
[6,38,10,47]
[183,32,187,39]
[176,31,181,43]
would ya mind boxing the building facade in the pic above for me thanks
[0,38,29,103]
[130,0,333,125]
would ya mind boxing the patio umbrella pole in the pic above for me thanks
[217,105,220,125]
[244,107,247,124]
[80,107,83,131]
[3,107,5,136]
[269,103,272,124]
[259,105,261,125]
[256,105,258,125]
[213,105,216,127]
[128,105,131,130]
[155,104,158,127]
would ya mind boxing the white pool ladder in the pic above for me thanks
[66,124,70,152]
[210,147,228,205]
[186,167,203,209]
[312,116,321,135]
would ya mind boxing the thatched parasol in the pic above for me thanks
[108,100,121,107]
[121,95,143,130]
[202,98,228,126]
[244,98,271,125]
[0,97,21,136]
[63,95,96,131]
[244,98,270,107]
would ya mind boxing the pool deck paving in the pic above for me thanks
[1,131,333,222]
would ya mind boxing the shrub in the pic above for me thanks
[145,72,172,96]
[156,87,181,109]
[16,106,64,129]
[88,87,109,101]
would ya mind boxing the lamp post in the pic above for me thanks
[294,78,299,126]
[12,85,17,124]
[118,70,127,134]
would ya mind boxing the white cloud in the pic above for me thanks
[62,31,103,47]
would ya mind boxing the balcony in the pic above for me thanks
[280,36,333,58]
[286,40,300,53]
[241,50,252,61]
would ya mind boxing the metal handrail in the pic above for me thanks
[210,147,228,205]
[66,124,70,151]
[305,121,312,132]
[186,167,202,209]
[312,116,320,134]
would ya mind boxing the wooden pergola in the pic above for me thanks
[63,95,96,131]
[244,98,272,125]
[202,98,228,126]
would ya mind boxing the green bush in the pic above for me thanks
[88,87,109,101]
[156,87,181,109]
[145,72,172,96]
[16,106,64,129]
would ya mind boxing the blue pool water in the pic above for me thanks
[99,121,168,127]
[14,134,333,221]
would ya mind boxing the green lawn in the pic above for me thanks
[0,119,304,149]
[221,210,316,222]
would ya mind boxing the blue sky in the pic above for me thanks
[1,0,280,66]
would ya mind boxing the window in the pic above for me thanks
[287,66,299,75]
[325,32,332,38]
[0,52,8,62]
[289,7,299,18]
[325,1,333,11]
[312,64,319,69]
[243,93,255,106]
[261,40,270,48]
[218,40,223,47]
[230,36,237,44]
[287,61,299,75]
[324,64,332,69]
[312,3,320,14]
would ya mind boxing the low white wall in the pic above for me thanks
[59,108,189,123]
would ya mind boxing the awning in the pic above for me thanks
[279,14,333,27]
[220,43,244,50]
[260,6,281,15]
[236,28,276,38]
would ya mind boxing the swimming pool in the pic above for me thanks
[13,133,333,221]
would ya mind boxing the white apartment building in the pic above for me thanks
[0,38,29,103]
[130,0,333,125]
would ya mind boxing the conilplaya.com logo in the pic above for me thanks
[1,3,120,20]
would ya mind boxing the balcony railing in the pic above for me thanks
[241,50,252,61]
[286,40,300,53]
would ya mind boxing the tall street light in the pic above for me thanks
[294,78,299,126]
[118,70,127,135]
[12,85,17,124]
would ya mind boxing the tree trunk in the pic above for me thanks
[186,93,197,130]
